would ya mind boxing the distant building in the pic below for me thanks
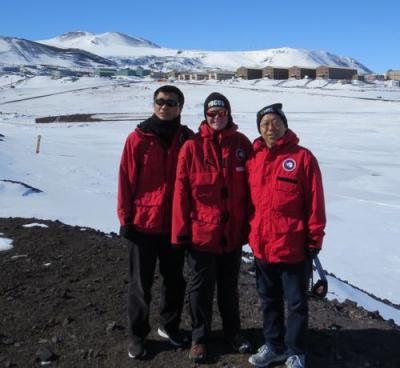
[352,74,365,81]
[385,69,400,81]
[150,71,168,80]
[178,73,191,81]
[316,65,357,80]
[2,66,21,73]
[262,66,289,80]
[134,67,151,77]
[96,68,117,77]
[236,67,262,80]
[117,68,138,76]
[364,74,385,81]
[209,71,235,80]
[288,66,316,79]
[168,71,182,79]
[190,72,209,81]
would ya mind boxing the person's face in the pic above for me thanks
[206,107,229,131]
[259,113,287,148]
[153,91,182,121]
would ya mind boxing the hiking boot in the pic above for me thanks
[248,344,286,366]
[189,343,206,363]
[225,333,252,353]
[128,338,146,359]
[286,354,305,368]
[157,327,188,347]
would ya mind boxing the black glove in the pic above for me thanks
[171,243,190,252]
[307,246,320,259]
[119,224,137,241]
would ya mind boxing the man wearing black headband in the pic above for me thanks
[117,85,193,359]
[247,103,326,368]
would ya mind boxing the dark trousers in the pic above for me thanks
[187,248,242,344]
[127,232,186,341]
[255,258,309,356]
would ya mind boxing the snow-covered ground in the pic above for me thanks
[0,233,13,251]
[1,76,400,323]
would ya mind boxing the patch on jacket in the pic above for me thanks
[282,158,296,172]
[235,148,246,161]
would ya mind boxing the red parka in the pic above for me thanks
[117,125,192,234]
[172,122,252,253]
[247,129,326,263]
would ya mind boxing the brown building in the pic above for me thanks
[262,66,289,80]
[236,67,262,80]
[288,66,316,79]
[316,66,357,80]
[386,70,400,80]
[190,72,209,81]
[209,71,235,80]
[168,71,182,79]
[178,73,191,81]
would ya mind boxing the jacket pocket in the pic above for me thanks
[271,212,305,234]
[272,179,304,215]
[192,172,218,203]
[190,212,221,248]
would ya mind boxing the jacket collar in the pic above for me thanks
[199,120,238,139]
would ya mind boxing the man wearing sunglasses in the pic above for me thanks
[172,92,252,363]
[117,85,193,359]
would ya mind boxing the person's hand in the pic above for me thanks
[119,224,137,241]
[171,243,190,252]
[307,246,320,259]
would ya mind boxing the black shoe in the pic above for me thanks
[157,327,188,347]
[189,343,206,363]
[128,339,146,359]
[225,333,252,353]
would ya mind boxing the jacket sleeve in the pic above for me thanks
[117,133,139,226]
[241,135,254,243]
[171,141,192,245]
[304,152,326,249]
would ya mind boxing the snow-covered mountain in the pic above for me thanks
[1,31,372,74]
[0,36,116,68]
[38,32,372,73]
[38,31,160,53]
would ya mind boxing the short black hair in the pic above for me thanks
[153,85,184,106]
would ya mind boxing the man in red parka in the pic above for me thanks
[117,85,193,359]
[172,92,252,363]
[247,103,326,368]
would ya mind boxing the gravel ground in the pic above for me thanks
[1,217,399,368]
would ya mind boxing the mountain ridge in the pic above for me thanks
[0,36,116,69]
[0,32,373,74]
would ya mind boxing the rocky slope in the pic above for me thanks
[0,217,399,367]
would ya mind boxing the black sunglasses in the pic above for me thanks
[154,98,179,107]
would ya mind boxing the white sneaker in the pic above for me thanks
[286,354,305,368]
[248,344,286,366]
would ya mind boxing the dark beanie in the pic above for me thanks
[204,92,232,123]
[256,103,288,132]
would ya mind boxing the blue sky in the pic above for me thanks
[2,0,399,73]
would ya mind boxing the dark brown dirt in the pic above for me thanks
[1,217,399,368]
